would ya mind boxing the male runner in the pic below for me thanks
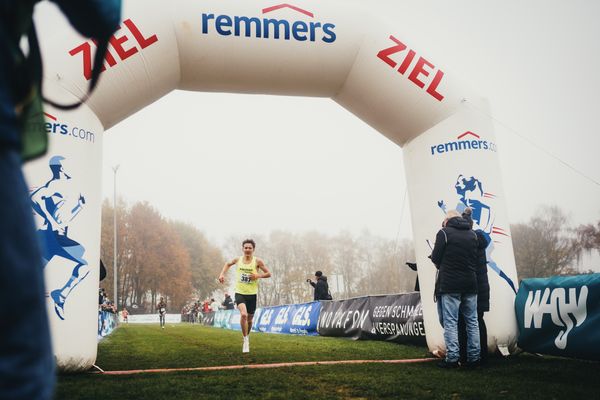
[157,297,166,329]
[218,239,271,353]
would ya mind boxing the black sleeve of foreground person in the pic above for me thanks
[53,0,121,39]
[430,229,447,267]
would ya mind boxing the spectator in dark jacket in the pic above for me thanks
[431,210,480,368]
[308,271,331,300]
[222,293,235,310]
[459,208,490,364]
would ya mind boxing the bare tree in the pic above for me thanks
[574,220,600,273]
[330,231,360,298]
[575,220,600,254]
[511,206,580,278]
[354,233,416,296]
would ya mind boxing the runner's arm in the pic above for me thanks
[218,258,238,283]
[252,258,271,280]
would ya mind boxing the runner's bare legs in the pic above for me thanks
[247,313,254,334]
[238,303,249,337]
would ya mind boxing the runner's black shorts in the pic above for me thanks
[235,293,257,314]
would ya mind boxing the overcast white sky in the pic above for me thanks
[36,1,600,266]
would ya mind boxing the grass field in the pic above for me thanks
[56,324,598,400]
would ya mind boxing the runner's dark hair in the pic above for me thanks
[242,239,256,249]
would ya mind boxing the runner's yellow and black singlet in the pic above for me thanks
[235,256,259,295]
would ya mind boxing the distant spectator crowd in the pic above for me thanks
[181,293,235,323]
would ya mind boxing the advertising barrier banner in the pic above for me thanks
[317,297,369,339]
[229,309,241,331]
[253,301,321,335]
[213,310,232,329]
[202,311,215,326]
[214,309,241,330]
[317,293,426,345]
[98,311,117,339]
[515,273,600,361]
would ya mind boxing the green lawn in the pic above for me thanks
[55,324,598,400]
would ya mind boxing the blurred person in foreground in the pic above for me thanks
[430,209,480,369]
[218,239,271,353]
[0,1,120,399]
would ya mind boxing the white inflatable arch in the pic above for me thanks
[26,0,519,370]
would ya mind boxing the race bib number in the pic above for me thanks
[240,273,252,283]
[160,308,165,313]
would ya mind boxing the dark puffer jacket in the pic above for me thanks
[310,276,330,301]
[431,216,478,294]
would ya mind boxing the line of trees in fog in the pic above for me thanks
[100,201,599,311]
[221,231,416,306]
[100,200,223,312]
[511,206,599,278]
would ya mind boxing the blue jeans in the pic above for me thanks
[439,293,480,363]
[0,149,55,399]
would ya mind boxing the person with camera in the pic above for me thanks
[307,271,332,301]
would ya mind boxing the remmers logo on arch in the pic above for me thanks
[201,3,337,43]
[430,131,497,156]
[32,112,96,144]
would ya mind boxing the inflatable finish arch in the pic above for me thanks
[26,0,519,370]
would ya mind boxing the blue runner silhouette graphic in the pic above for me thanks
[30,155,88,320]
[438,174,517,294]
